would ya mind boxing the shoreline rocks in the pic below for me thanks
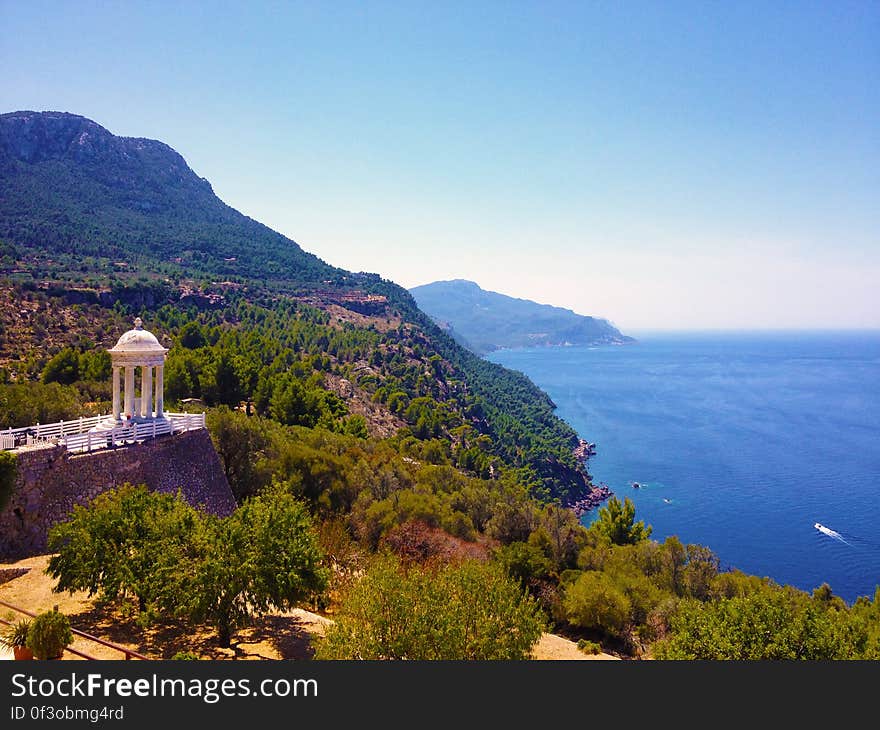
[573,439,597,461]
[564,438,612,516]
[570,482,613,517]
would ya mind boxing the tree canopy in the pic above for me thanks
[316,556,545,660]
[47,483,327,647]
[589,496,652,546]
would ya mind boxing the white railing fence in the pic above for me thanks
[1,412,206,454]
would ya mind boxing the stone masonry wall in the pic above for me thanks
[0,428,235,560]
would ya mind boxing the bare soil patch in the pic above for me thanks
[0,554,329,660]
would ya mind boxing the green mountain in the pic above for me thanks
[0,110,340,285]
[0,110,599,506]
[410,279,633,355]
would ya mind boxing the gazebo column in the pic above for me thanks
[111,366,121,421]
[124,365,135,419]
[155,365,164,418]
[141,366,153,418]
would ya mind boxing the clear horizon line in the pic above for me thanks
[623,326,880,334]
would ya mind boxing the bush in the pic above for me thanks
[494,541,552,584]
[653,586,859,659]
[0,382,84,429]
[577,639,602,655]
[41,348,80,385]
[171,650,200,660]
[562,571,632,639]
[27,607,73,659]
[316,556,546,660]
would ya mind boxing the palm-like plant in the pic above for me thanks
[0,619,31,649]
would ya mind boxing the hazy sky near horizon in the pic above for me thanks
[2,1,878,330]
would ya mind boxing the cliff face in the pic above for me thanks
[0,429,234,560]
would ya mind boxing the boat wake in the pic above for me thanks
[814,522,851,546]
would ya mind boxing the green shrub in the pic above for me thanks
[171,650,200,660]
[0,619,31,649]
[316,556,545,660]
[653,587,859,660]
[0,451,16,511]
[577,639,602,655]
[27,607,73,659]
[0,382,84,429]
[494,541,553,584]
[589,497,652,546]
[562,571,631,639]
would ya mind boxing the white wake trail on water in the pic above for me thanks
[814,523,851,546]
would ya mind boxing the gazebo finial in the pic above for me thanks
[134,317,143,329]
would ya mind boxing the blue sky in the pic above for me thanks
[2,1,877,330]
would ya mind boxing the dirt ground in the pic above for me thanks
[0,554,617,661]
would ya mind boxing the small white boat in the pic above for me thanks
[815,523,848,544]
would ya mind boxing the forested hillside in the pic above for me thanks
[0,110,595,506]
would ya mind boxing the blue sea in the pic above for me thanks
[488,331,880,604]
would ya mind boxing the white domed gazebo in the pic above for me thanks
[1,318,204,453]
[108,317,168,422]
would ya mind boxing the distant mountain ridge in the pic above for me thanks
[410,279,633,355]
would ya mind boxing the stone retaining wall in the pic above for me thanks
[0,567,30,584]
[0,428,235,560]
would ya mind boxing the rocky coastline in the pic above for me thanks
[570,439,613,516]
[570,483,614,517]
[573,439,597,461]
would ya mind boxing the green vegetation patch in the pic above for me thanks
[0,451,17,511]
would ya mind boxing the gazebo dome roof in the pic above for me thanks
[109,318,168,354]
